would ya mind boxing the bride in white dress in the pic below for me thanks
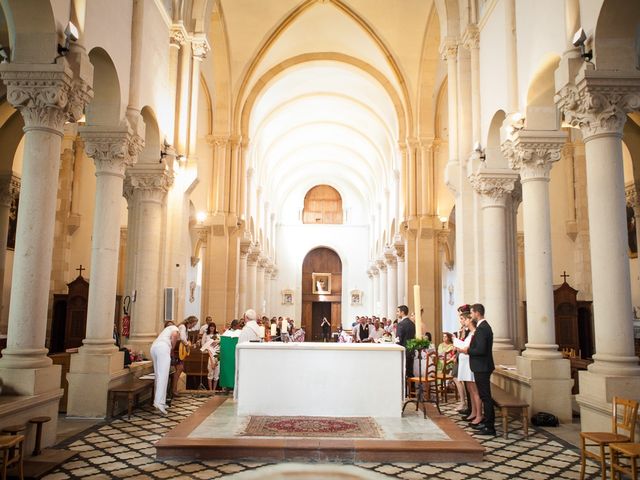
[455,314,483,425]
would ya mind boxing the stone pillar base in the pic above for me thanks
[576,371,640,435]
[66,350,127,417]
[0,364,61,396]
[492,356,573,423]
[493,349,519,366]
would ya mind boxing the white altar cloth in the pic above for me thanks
[235,342,405,417]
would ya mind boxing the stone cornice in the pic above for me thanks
[0,174,20,208]
[80,125,144,177]
[555,67,640,139]
[0,63,92,132]
[503,129,567,182]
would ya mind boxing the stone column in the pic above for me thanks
[246,248,259,311]
[469,170,519,351]
[0,61,91,381]
[67,125,144,417]
[502,130,573,422]
[124,167,173,353]
[556,65,640,430]
[557,69,640,376]
[238,233,251,317]
[385,247,397,319]
[264,264,273,315]
[0,174,20,334]
[371,265,379,316]
[394,236,406,306]
[377,259,387,318]
[256,257,266,315]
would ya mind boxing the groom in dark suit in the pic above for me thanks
[468,303,496,436]
[396,305,415,377]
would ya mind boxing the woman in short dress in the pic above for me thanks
[456,314,483,426]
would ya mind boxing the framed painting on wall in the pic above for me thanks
[312,273,331,294]
[282,289,294,305]
[350,290,362,305]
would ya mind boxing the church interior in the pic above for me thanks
[0,0,639,478]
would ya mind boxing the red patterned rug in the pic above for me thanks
[241,416,381,438]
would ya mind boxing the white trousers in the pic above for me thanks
[151,342,171,407]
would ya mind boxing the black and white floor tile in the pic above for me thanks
[43,395,601,479]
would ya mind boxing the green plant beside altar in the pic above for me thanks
[405,337,431,352]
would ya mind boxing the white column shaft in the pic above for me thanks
[397,259,406,305]
[238,254,248,317]
[379,267,388,318]
[246,261,257,311]
[372,272,379,315]
[387,264,397,319]
[256,265,265,314]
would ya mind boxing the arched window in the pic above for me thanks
[303,185,343,224]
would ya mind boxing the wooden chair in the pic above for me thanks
[435,349,457,404]
[610,442,640,480]
[406,350,437,400]
[0,434,24,480]
[580,397,639,480]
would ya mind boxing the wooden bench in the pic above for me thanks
[108,379,154,419]
[492,385,529,439]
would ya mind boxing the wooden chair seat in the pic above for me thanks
[580,397,639,480]
[0,434,24,480]
[610,442,640,480]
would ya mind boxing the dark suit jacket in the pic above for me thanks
[397,317,415,348]
[468,319,495,373]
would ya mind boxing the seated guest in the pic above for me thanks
[337,326,353,343]
[437,332,455,373]
[369,318,384,342]
[199,316,214,336]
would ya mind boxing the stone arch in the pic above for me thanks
[199,73,213,136]
[434,0,460,42]
[485,110,507,168]
[209,2,232,134]
[525,54,561,130]
[86,48,122,126]
[417,5,441,137]
[140,107,160,164]
[0,110,23,173]
[0,0,57,63]
[239,53,407,143]
[594,0,640,71]
[233,0,412,138]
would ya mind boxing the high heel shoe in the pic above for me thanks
[153,403,168,415]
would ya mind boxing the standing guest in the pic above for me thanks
[201,323,220,392]
[172,316,198,396]
[353,316,370,342]
[396,305,415,377]
[238,309,261,343]
[369,318,384,342]
[222,319,241,337]
[456,315,483,426]
[150,322,179,414]
[199,316,214,336]
[468,303,496,436]
[321,317,331,342]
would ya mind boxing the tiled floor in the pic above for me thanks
[44,394,602,479]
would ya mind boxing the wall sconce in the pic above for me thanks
[572,28,593,62]
[439,216,448,229]
[196,211,207,224]
[57,22,79,56]
[473,142,486,161]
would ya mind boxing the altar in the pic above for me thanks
[235,342,405,417]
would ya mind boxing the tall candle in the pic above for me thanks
[259,325,265,339]
[270,323,277,336]
[413,284,421,339]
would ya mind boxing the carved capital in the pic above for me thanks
[0,174,20,208]
[469,170,519,207]
[370,264,379,276]
[81,126,144,177]
[191,36,210,60]
[195,225,209,245]
[124,167,174,202]
[440,38,458,61]
[247,247,261,265]
[384,247,397,267]
[555,69,640,139]
[376,258,387,272]
[462,25,479,50]
[170,24,187,47]
[503,130,567,182]
[0,65,92,132]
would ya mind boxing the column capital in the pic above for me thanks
[462,25,479,50]
[0,63,92,133]
[503,129,567,182]
[0,174,20,208]
[376,258,387,271]
[239,231,253,257]
[194,225,210,245]
[80,125,144,177]
[124,166,174,202]
[191,34,210,60]
[555,68,640,139]
[384,246,397,267]
[393,234,405,260]
[370,263,379,276]
[469,169,520,207]
[440,37,458,61]
[247,246,261,265]
[170,23,187,47]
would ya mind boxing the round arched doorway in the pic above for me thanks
[301,247,342,341]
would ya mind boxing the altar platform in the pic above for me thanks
[155,396,484,462]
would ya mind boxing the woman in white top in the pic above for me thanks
[172,316,198,395]
[150,322,180,414]
[457,315,483,425]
